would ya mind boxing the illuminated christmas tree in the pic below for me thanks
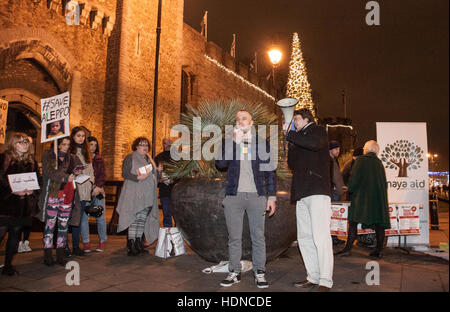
[286,32,315,116]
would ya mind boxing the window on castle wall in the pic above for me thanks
[89,10,97,28]
[190,75,195,97]
[61,0,67,15]
[102,16,109,35]
[180,70,190,115]
[136,32,141,56]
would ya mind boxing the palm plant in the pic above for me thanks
[165,98,291,180]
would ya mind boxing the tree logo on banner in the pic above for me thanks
[380,140,424,178]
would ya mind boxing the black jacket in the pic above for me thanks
[0,153,40,221]
[286,123,331,202]
[155,150,176,198]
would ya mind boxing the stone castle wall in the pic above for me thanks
[1,0,277,180]
[181,23,276,111]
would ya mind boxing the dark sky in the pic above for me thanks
[183,0,449,171]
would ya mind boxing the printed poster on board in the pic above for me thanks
[385,204,400,236]
[398,204,421,235]
[41,92,70,143]
[330,203,349,236]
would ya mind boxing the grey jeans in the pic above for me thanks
[222,192,267,273]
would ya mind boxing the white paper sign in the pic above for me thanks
[75,174,90,184]
[398,204,421,235]
[330,203,349,236]
[41,91,70,143]
[385,204,399,236]
[137,164,153,175]
[8,172,40,193]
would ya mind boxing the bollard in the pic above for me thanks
[429,192,439,230]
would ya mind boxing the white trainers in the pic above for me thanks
[17,241,24,253]
[254,270,269,289]
[220,272,241,287]
[22,240,32,252]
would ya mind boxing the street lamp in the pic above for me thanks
[268,48,282,90]
[427,153,439,172]
[152,0,163,158]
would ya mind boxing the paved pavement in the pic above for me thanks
[0,210,448,293]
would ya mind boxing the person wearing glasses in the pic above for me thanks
[0,133,40,275]
[116,137,162,256]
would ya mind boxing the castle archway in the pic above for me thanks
[0,28,79,159]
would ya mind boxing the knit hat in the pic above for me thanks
[329,140,340,150]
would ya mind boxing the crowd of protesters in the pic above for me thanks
[0,125,174,275]
[0,109,391,293]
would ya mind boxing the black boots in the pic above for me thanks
[127,239,139,256]
[135,238,147,255]
[56,248,68,266]
[334,246,352,257]
[1,265,19,276]
[44,248,55,266]
[72,247,85,257]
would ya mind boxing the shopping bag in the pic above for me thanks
[155,227,186,258]
[202,260,253,274]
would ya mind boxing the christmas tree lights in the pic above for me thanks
[286,32,315,115]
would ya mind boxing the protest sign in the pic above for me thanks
[330,203,349,236]
[385,204,400,236]
[41,91,70,143]
[398,204,421,235]
[7,172,40,193]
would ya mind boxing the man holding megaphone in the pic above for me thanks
[285,108,334,292]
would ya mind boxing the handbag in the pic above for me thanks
[84,194,104,217]
[155,227,186,259]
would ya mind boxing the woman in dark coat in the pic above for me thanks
[335,140,390,258]
[0,133,40,275]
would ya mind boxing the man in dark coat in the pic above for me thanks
[286,108,333,292]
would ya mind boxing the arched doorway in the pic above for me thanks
[0,30,75,161]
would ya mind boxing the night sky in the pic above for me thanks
[184,0,449,171]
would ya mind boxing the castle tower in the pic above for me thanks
[103,0,184,179]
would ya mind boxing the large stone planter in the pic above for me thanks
[171,177,296,263]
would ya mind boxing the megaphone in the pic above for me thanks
[277,97,298,132]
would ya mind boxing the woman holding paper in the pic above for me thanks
[39,137,82,266]
[68,126,95,256]
[0,133,40,275]
[116,137,161,256]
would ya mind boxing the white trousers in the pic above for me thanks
[296,195,334,288]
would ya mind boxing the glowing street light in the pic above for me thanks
[268,49,282,66]
[267,48,282,97]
